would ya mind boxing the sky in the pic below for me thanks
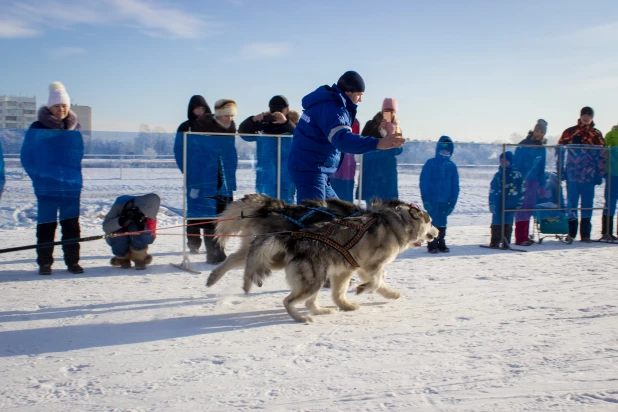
[1,0,618,142]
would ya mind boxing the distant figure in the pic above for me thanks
[420,136,460,253]
[238,95,298,203]
[174,98,238,264]
[288,70,405,203]
[358,98,404,202]
[329,118,360,202]
[20,81,85,275]
[558,106,605,242]
[513,119,548,245]
[488,151,525,248]
[602,122,618,240]
[0,139,5,201]
[103,193,160,270]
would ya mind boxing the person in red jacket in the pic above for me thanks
[558,106,605,242]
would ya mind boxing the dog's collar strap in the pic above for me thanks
[290,217,377,268]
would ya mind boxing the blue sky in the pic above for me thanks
[1,0,617,142]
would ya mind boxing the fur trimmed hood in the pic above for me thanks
[37,106,78,130]
[287,110,299,125]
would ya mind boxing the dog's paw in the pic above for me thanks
[338,301,360,311]
[297,315,314,323]
[384,290,401,299]
[356,283,368,295]
[205,273,219,288]
[309,307,338,315]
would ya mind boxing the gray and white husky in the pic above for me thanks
[243,199,438,323]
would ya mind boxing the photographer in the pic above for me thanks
[103,193,160,270]
[239,95,298,203]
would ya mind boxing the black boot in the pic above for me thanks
[437,227,449,252]
[568,218,578,241]
[204,221,226,264]
[37,221,57,274]
[60,217,82,271]
[601,215,615,241]
[580,218,592,242]
[427,237,439,253]
[187,220,204,253]
[489,225,501,248]
[503,223,513,247]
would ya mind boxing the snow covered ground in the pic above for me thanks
[1,165,618,411]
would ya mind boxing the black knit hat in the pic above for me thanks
[337,71,365,93]
[581,106,594,118]
[269,95,289,112]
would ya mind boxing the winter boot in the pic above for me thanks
[130,246,152,270]
[489,225,501,248]
[110,253,132,269]
[36,221,57,274]
[503,223,513,248]
[437,227,449,252]
[427,237,439,254]
[187,220,203,254]
[515,220,533,245]
[601,215,616,241]
[580,217,592,242]
[204,222,226,264]
[567,218,578,242]
[60,217,81,270]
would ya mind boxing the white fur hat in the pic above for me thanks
[47,81,71,108]
[214,99,237,117]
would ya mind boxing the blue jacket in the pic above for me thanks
[420,136,460,205]
[489,164,524,215]
[289,84,379,175]
[20,113,84,198]
[513,134,547,183]
[0,139,5,190]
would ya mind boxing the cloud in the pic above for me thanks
[0,0,208,39]
[0,20,40,38]
[237,42,290,60]
[50,47,86,57]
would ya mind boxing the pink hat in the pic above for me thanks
[382,97,398,113]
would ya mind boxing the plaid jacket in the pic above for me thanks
[558,120,605,183]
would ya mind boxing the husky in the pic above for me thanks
[205,193,360,287]
[243,199,439,323]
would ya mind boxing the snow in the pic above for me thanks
[1,165,618,411]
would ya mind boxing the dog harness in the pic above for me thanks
[290,217,378,268]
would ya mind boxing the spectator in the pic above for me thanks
[602,122,618,240]
[103,193,160,270]
[513,119,548,245]
[238,95,298,203]
[558,106,605,242]
[357,98,403,202]
[488,151,525,248]
[288,70,405,203]
[329,119,360,202]
[420,136,460,253]
[20,82,85,275]
[177,95,212,134]
[0,138,4,201]
[174,98,238,263]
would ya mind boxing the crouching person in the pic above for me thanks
[488,152,524,248]
[103,193,160,270]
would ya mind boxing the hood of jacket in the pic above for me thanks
[36,106,78,130]
[187,95,212,121]
[301,84,356,113]
[435,135,455,157]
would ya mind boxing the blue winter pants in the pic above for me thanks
[106,223,154,257]
[566,181,595,219]
[604,175,618,216]
[289,170,338,204]
[37,194,80,224]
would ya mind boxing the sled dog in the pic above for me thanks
[206,193,360,287]
[243,199,438,322]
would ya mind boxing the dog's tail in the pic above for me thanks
[243,235,287,294]
[215,194,284,247]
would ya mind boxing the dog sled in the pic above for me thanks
[532,202,572,244]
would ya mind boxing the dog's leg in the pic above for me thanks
[283,264,323,323]
[355,267,385,295]
[305,291,337,315]
[206,241,250,287]
[375,269,401,299]
[331,270,360,311]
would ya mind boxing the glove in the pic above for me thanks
[594,174,603,186]
[190,188,200,199]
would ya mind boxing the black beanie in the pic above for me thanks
[580,106,594,117]
[336,71,365,93]
[269,95,289,112]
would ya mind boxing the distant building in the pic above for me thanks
[71,104,92,136]
[0,95,37,129]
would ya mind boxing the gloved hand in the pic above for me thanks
[594,174,603,186]
[190,188,200,199]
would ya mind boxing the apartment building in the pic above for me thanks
[0,96,37,129]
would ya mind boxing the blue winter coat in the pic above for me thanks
[420,136,460,206]
[513,134,547,183]
[174,114,237,218]
[288,84,379,175]
[489,165,524,223]
[20,110,84,198]
[0,140,5,191]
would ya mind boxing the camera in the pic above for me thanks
[262,114,275,123]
